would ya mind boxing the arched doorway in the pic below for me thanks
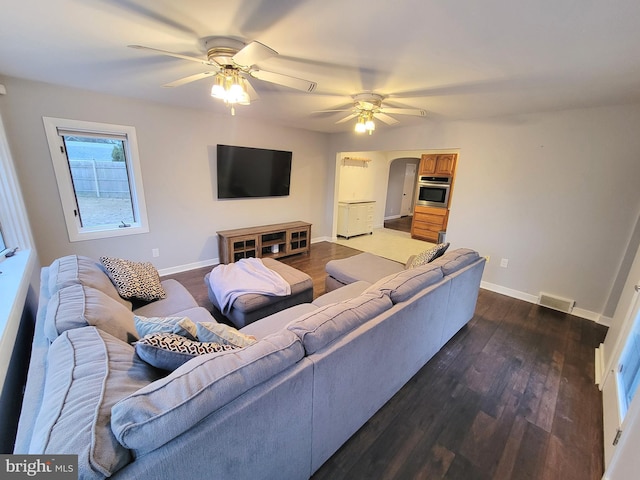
[384,157,419,232]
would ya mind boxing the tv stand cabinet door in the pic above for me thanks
[287,225,311,255]
[219,234,258,264]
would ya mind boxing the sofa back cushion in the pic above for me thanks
[28,327,160,480]
[287,292,393,354]
[365,263,444,303]
[110,329,304,453]
[44,284,137,343]
[47,255,131,308]
[430,248,480,276]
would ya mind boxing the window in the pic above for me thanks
[0,221,6,255]
[43,117,149,241]
[618,301,640,418]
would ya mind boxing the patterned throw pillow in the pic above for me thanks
[100,257,166,302]
[195,322,257,347]
[134,315,197,339]
[408,243,450,269]
[135,332,239,371]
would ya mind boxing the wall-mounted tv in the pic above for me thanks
[217,144,292,199]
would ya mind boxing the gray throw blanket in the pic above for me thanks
[208,258,291,314]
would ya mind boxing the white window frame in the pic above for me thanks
[43,117,149,242]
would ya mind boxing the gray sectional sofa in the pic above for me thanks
[14,248,485,479]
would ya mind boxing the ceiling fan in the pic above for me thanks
[314,93,427,134]
[129,37,317,114]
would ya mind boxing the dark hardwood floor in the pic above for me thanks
[384,215,412,233]
[163,241,608,480]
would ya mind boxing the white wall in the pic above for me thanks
[331,105,640,319]
[0,76,332,271]
[4,74,640,321]
[384,157,419,218]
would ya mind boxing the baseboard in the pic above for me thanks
[480,281,538,304]
[158,259,218,277]
[480,280,603,323]
[597,315,613,327]
[311,236,332,243]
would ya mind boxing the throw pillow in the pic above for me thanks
[195,322,257,347]
[134,315,197,340]
[135,332,239,371]
[100,256,166,302]
[408,243,450,269]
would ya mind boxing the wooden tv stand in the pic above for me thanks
[217,221,311,264]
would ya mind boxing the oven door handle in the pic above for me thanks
[419,182,450,188]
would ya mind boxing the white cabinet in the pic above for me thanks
[337,201,375,239]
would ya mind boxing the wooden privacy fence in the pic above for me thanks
[69,160,130,198]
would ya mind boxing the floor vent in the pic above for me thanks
[538,292,575,313]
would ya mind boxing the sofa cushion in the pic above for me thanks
[430,248,480,276]
[132,279,198,317]
[135,333,239,371]
[287,291,393,354]
[365,263,444,304]
[312,280,372,307]
[325,252,404,285]
[47,255,131,308]
[100,256,166,302]
[171,305,217,324]
[240,303,319,340]
[111,329,305,453]
[407,243,450,269]
[44,284,137,343]
[28,327,160,480]
[195,322,257,347]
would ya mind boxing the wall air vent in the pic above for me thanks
[538,292,575,314]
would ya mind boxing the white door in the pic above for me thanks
[603,285,640,470]
[400,163,416,216]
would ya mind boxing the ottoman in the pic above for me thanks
[205,258,313,328]
[325,252,405,292]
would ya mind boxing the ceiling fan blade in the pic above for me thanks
[243,77,260,101]
[380,107,427,117]
[128,44,217,67]
[336,113,358,124]
[163,71,217,88]
[373,112,399,125]
[250,69,317,92]
[232,41,277,67]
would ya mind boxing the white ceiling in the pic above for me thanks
[1,0,640,133]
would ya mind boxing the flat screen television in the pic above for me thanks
[216,144,292,199]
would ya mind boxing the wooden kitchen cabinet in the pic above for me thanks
[418,154,457,176]
[411,205,447,242]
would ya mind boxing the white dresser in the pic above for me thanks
[337,200,375,239]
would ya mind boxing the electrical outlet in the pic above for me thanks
[152,248,160,258]
[500,258,509,268]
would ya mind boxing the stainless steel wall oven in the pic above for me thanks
[416,176,451,208]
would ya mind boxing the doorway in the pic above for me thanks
[384,157,419,233]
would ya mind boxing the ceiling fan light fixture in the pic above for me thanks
[211,68,251,113]
[210,75,226,99]
[354,112,375,135]
[365,117,375,133]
